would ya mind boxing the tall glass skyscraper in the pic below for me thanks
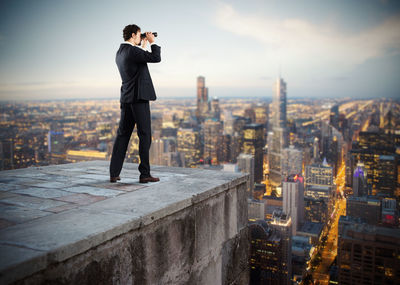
[273,77,287,130]
[196,76,209,121]
[268,77,288,193]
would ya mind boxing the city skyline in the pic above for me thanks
[0,0,400,100]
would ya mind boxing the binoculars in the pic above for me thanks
[141,32,158,39]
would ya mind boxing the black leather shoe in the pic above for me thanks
[110,176,121,183]
[139,175,160,183]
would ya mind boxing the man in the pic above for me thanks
[110,24,161,183]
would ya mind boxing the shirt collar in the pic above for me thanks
[122,41,136,47]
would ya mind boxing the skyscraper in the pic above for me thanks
[281,146,303,179]
[268,77,288,192]
[243,123,264,183]
[273,78,287,130]
[338,216,400,284]
[203,119,222,165]
[283,174,305,236]
[196,76,209,121]
[352,162,368,196]
[210,97,220,120]
[249,212,292,285]
[176,128,201,167]
[350,130,397,197]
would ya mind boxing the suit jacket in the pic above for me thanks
[116,43,161,103]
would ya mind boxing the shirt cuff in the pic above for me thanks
[150,42,157,46]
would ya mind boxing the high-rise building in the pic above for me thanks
[149,138,165,166]
[253,103,269,127]
[305,163,334,187]
[273,77,287,130]
[0,137,14,170]
[351,151,397,197]
[381,197,398,226]
[350,130,397,197]
[282,174,305,236]
[281,146,303,179]
[249,212,292,285]
[304,197,328,224]
[237,153,255,197]
[269,210,292,285]
[305,163,335,223]
[176,128,201,167]
[346,196,381,225]
[196,76,209,121]
[243,123,264,183]
[338,216,400,284]
[203,119,222,165]
[47,130,65,164]
[352,162,368,196]
[268,77,288,192]
[210,97,220,120]
[268,128,286,190]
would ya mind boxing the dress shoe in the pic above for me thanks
[139,175,160,183]
[110,176,121,183]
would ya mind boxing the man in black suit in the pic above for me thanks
[110,24,161,183]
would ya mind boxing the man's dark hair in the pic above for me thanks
[123,24,141,41]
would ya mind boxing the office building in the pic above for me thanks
[381,197,398,226]
[249,211,292,285]
[346,196,381,225]
[196,76,209,121]
[269,210,292,285]
[304,197,328,224]
[305,163,334,187]
[203,119,222,165]
[267,77,288,193]
[282,174,305,236]
[149,138,165,166]
[210,97,220,120]
[338,216,400,284]
[243,123,264,183]
[281,145,303,179]
[273,77,287,130]
[0,137,14,170]
[353,162,369,196]
[176,128,201,167]
[350,130,397,197]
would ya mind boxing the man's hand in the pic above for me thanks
[141,38,148,49]
[146,32,155,44]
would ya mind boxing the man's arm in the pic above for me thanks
[131,44,161,63]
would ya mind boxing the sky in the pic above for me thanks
[0,0,399,100]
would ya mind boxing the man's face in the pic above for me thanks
[132,30,141,45]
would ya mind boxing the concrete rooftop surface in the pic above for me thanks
[0,161,248,284]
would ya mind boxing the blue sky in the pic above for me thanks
[0,0,399,100]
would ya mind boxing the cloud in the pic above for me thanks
[214,3,400,69]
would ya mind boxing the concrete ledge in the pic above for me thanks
[0,161,249,284]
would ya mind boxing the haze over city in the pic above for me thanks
[1,0,400,100]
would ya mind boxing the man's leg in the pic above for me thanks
[110,103,135,178]
[130,102,151,178]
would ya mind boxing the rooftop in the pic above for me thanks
[0,161,248,284]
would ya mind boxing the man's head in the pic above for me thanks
[123,24,141,45]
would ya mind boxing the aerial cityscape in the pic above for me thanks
[1,0,400,284]
[1,75,399,284]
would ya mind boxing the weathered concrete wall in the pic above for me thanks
[0,162,249,285]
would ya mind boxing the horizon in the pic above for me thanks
[1,0,400,100]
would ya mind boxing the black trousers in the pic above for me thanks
[110,102,152,178]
